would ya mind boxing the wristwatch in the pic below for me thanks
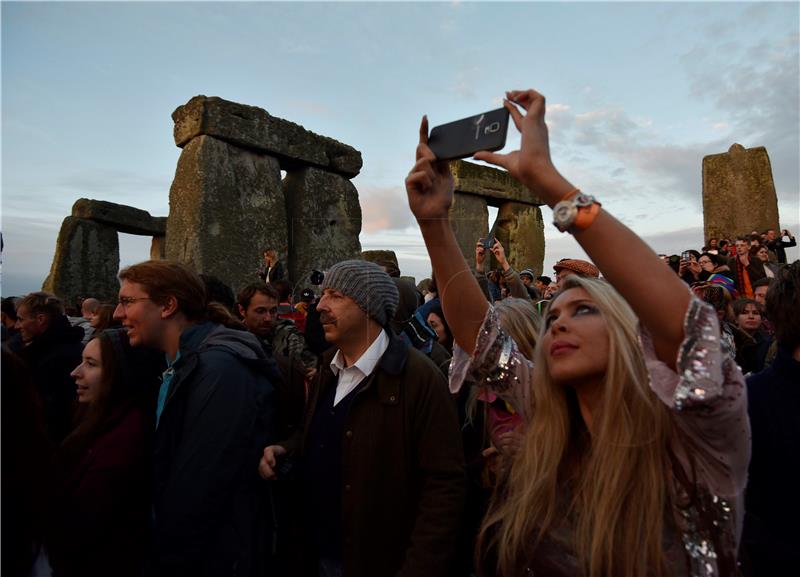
[552,193,601,233]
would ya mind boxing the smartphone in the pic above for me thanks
[428,107,510,160]
[681,251,692,262]
[480,237,496,250]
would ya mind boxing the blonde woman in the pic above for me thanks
[406,89,748,577]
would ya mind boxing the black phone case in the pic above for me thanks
[428,107,510,161]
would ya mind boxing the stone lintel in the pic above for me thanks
[72,199,166,236]
[172,95,363,178]
[451,160,544,206]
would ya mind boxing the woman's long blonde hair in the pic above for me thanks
[478,276,676,577]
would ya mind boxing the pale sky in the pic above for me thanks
[3,0,799,296]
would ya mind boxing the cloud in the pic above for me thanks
[358,185,417,233]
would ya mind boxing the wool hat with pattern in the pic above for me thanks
[322,260,400,327]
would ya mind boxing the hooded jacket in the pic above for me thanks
[149,322,277,577]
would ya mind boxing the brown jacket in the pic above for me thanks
[284,330,466,577]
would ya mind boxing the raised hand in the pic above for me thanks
[405,116,455,222]
[473,90,573,207]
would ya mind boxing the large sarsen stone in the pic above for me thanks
[43,217,120,304]
[165,135,287,293]
[283,167,362,283]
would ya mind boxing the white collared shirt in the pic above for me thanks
[329,329,390,406]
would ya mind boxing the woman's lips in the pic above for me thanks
[549,341,578,356]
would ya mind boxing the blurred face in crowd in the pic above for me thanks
[698,255,715,272]
[736,303,762,334]
[766,229,777,241]
[754,285,769,307]
[14,305,48,343]
[71,338,105,404]
[534,279,547,292]
[708,238,718,249]
[735,240,750,257]
[521,275,533,286]
[542,287,609,387]
[756,247,770,262]
[113,281,167,349]
[317,288,370,345]
[239,292,279,338]
[427,312,448,345]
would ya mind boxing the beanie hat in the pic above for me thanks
[519,269,535,280]
[322,260,400,327]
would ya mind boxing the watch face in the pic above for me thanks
[574,193,593,207]
[553,202,577,230]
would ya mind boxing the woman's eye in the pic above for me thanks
[575,304,596,316]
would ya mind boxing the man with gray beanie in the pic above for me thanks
[259,259,465,577]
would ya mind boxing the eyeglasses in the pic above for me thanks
[117,296,152,309]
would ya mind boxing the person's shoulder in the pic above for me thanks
[403,345,448,387]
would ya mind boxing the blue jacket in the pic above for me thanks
[149,322,278,577]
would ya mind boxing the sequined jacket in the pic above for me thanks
[449,296,750,577]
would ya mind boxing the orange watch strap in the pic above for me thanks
[572,201,601,231]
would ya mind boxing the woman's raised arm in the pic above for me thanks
[407,90,691,367]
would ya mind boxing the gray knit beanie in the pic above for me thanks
[322,260,400,327]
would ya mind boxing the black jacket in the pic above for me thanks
[742,346,800,575]
[16,315,84,442]
[150,323,277,577]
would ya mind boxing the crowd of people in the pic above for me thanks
[2,88,798,577]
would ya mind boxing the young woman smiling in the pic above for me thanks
[47,329,160,577]
[405,89,749,577]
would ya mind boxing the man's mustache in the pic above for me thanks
[320,314,337,325]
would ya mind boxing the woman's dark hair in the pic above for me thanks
[732,298,761,319]
[766,261,800,349]
[60,330,160,460]
[91,304,119,332]
[699,252,718,266]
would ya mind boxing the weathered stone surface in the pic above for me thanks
[43,217,120,304]
[173,95,363,178]
[494,202,545,276]
[451,160,544,206]
[703,144,780,242]
[72,198,166,236]
[449,193,489,269]
[283,167,362,282]
[165,135,287,293]
[150,236,166,260]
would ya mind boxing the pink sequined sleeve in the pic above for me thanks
[449,307,534,421]
[641,296,751,506]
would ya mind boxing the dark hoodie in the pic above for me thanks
[16,314,84,442]
[149,322,278,577]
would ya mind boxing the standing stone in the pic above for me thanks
[43,217,120,304]
[165,135,287,292]
[72,198,166,236]
[449,193,489,269]
[494,202,545,276]
[703,143,780,242]
[150,236,166,260]
[283,166,362,282]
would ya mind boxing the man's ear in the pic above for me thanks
[237,304,246,319]
[161,295,179,319]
